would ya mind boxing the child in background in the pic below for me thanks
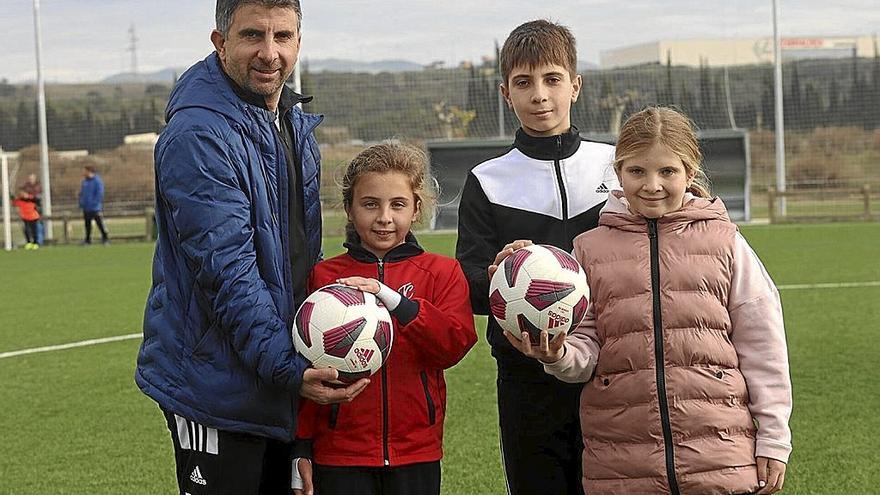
[293,143,477,495]
[509,106,792,495]
[12,189,41,250]
[455,19,618,495]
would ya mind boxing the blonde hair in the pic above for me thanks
[614,106,711,198]
[341,142,437,237]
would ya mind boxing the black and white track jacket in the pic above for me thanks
[455,126,618,377]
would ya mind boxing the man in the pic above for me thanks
[135,2,369,494]
[78,166,109,245]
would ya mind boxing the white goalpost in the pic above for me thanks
[1,148,12,251]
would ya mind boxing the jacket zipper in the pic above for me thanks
[378,259,391,466]
[552,134,569,242]
[420,371,437,425]
[648,219,680,495]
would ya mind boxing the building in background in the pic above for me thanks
[600,36,878,68]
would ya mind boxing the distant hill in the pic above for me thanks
[304,58,424,73]
[101,68,182,84]
[96,58,599,83]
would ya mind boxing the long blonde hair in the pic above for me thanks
[614,107,711,198]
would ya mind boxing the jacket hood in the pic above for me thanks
[599,190,731,232]
[166,52,310,127]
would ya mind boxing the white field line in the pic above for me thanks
[777,281,880,291]
[2,280,880,359]
[0,333,141,360]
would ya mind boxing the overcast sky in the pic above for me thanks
[1,0,877,83]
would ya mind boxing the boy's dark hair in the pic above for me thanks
[499,20,577,85]
[84,166,97,174]
[215,0,302,36]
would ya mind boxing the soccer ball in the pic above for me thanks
[292,284,394,383]
[489,244,590,344]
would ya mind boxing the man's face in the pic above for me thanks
[501,63,581,137]
[211,4,300,111]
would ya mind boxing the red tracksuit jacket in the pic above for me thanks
[295,235,477,467]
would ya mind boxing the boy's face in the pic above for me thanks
[501,63,581,137]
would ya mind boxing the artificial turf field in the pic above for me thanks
[1,223,878,494]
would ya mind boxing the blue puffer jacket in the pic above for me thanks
[79,175,104,212]
[135,53,323,441]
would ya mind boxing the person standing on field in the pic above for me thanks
[135,1,368,494]
[21,173,44,245]
[78,166,109,245]
[455,20,618,495]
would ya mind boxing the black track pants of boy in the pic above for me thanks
[162,409,292,495]
[314,461,440,495]
[498,375,584,495]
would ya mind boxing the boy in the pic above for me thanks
[455,19,618,495]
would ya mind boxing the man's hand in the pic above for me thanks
[336,276,380,294]
[503,329,566,364]
[299,367,369,405]
[488,240,533,279]
[756,456,786,494]
[292,457,313,495]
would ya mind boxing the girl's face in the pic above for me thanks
[617,142,695,219]
[347,171,420,259]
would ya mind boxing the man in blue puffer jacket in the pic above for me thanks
[135,2,369,493]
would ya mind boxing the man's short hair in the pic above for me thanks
[499,20,577,85]
[215,0,302,36]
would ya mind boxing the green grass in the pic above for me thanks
[1,225,878,493]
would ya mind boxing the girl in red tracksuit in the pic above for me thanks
[292,143,477,495]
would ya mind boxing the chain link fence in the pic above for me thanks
[2,47,879,245]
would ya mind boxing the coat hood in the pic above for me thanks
[598,190,731,232]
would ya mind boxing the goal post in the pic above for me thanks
[2,149,12,251]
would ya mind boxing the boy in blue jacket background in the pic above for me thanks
[78,165,109,245]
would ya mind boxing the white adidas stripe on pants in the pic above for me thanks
[175,414,219,455]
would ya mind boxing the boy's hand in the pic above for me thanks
[292,457,313,495]
[503,329,566,364]
[336,276,380,294]
[488,240,534,279]
[300,367,369,405]
[756,456,786,494]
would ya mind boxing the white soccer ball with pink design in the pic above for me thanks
[293,284,394,383]
[489,244,590,344]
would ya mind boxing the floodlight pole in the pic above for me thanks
[772,0,786,215]
[33,0,54,239]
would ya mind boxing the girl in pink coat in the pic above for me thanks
[506,107,792,495]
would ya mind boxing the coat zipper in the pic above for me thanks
[648,219,680,495]
[552,134,569,242]
[378,259,391,466]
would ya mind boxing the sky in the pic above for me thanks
[0,0,878,83]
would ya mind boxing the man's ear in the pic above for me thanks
[210,30,226,57]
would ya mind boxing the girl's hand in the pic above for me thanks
[336,276,380,294]
[756,456,786,494]
[503,329,566,364]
